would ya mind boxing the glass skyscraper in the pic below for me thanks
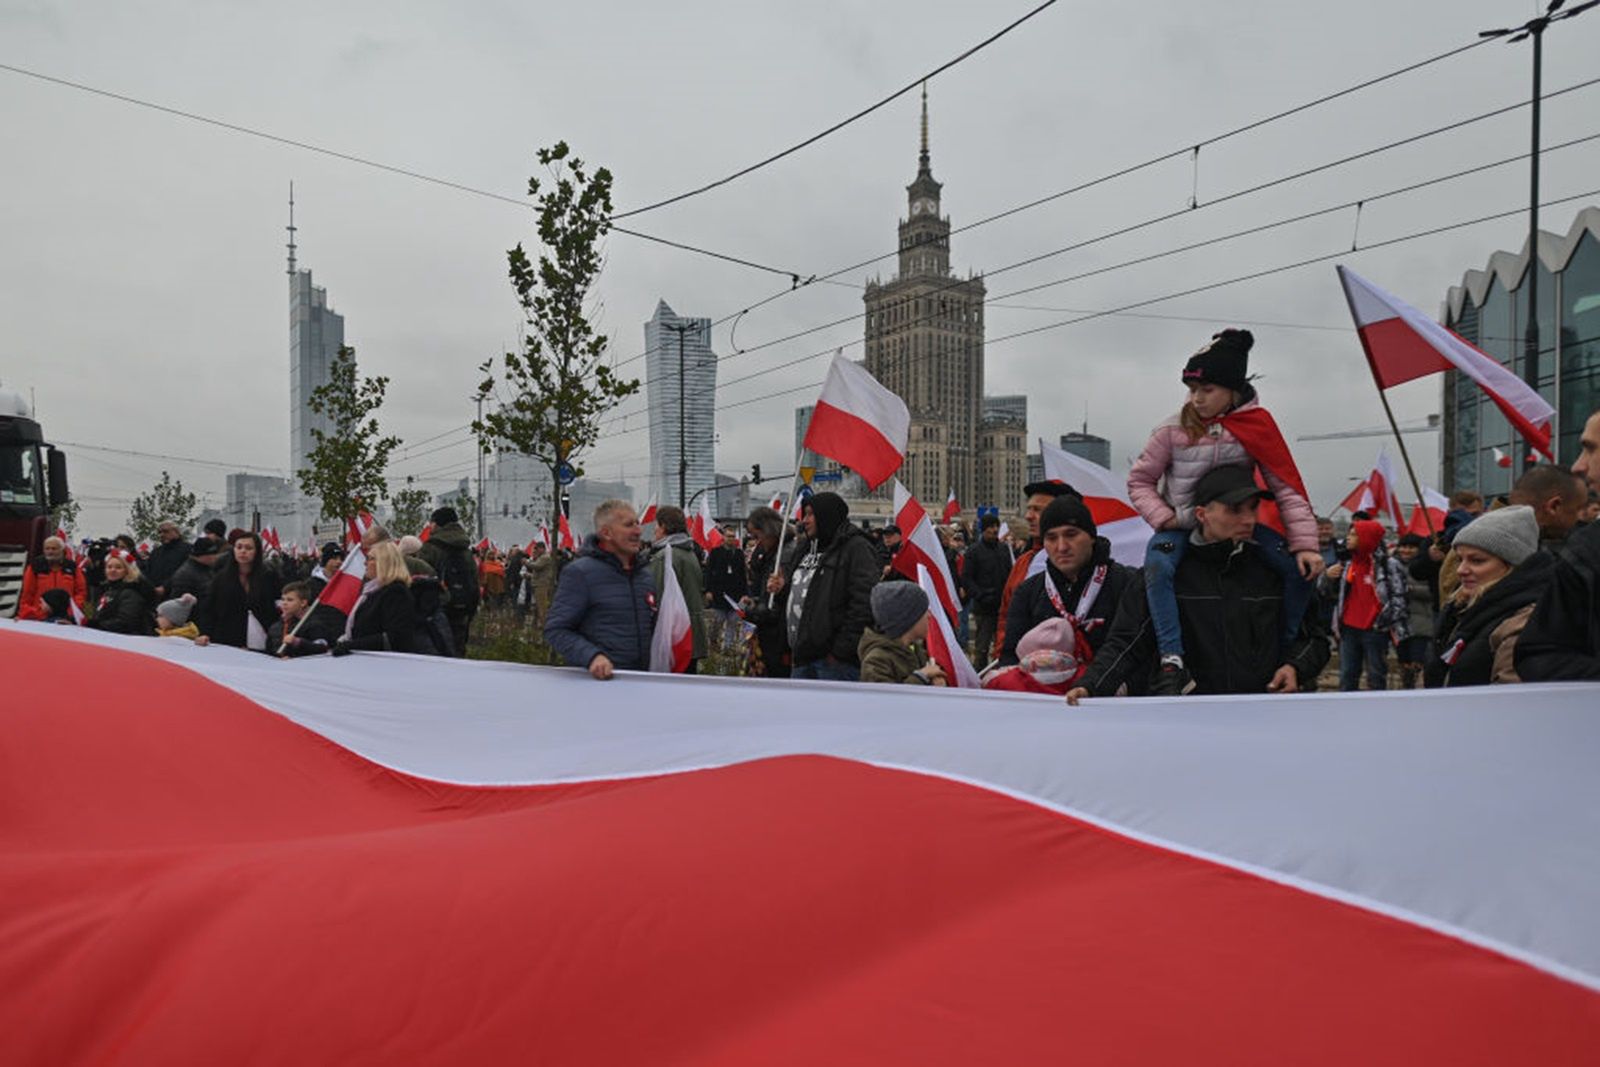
[644,300,717,509]
[1441,207,1600,495]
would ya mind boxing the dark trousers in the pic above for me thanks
[971,610,999,667]
[1339,627,1389,691]
[447,609,474,658]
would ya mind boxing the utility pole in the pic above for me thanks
[1480,0,1597,469]
[664,321,696,507]
[473,394,486,539]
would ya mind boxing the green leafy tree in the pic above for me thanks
[298,345,402,523]
[474,142,639,528]
[49,497,81,536]
[389,483,433,537]
[127,471,198,540]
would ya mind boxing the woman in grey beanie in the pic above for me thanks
[1426,506,1554,687]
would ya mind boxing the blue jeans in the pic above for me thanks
[792,658,861,683]
[1144,525,1312,657]
[1339,627,1390,691]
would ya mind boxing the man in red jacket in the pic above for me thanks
[18,536,87,621]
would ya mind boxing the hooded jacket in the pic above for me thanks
[1127,396,1318,552]
[1515,522,1600,680]
[543,536,656,672]
[997,538,1133,668]
[419,522,479,614]
[1326,521,1409,638]
[788,494,880,666]
[1081,535,1329,696]
[1428,552,1555,687]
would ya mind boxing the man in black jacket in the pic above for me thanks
[143,521,190,598]
[418,507,479,657]
[963,515,1011,666]
[1517,408,1600,680]
[1068,466,1330,700]
[772,492,879,681]
[997,495,1135,670]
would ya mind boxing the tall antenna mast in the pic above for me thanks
[286,181,298,275]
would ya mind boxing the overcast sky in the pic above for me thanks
[3,0,1597,535]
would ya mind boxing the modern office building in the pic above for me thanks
[222,473,299,536]
[645,301,718,509]
[1441,206,1600,495]
[1058,430,1112,470]
[862,87,987,509]
[287,190,346,493]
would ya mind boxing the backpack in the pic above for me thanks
[407,574,454,655]
[436,547,480,614]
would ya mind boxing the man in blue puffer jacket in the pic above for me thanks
[544,499,655,679]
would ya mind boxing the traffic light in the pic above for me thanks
[751,463,762,485]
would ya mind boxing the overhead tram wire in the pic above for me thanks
[589,186,1600,444]
[608,0,1063,220]
[599,99,1600,413]
[55,440,287,475]
[0,61,806,281]
[605,32,1499,373]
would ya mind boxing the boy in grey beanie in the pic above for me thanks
[859,583,947,685]
[1452,505,1540,568]
[155,593,201,640]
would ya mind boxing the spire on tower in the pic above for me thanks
[918,82,930,175]
[286,181,298,276]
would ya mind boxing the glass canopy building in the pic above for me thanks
[1441,206,1600,495]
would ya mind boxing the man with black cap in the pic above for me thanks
[997,494,1135,671]
[768,491,880,681]
[419,506,478,656]
[1068,466,1329,700]
[989,477,1080,663]
[164,536,225,620]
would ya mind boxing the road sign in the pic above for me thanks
[557,463,576,486]
[811,470,842,483]
[799,466,816,486]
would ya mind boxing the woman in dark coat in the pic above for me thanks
[197,532,282,651]
[335,542,418,654]
[742,506,791,677]
[1426,506,1552,688]
[87,551,155,635]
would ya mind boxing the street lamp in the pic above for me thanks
[1480,0,1598,469]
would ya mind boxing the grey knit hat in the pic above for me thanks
[1452,505,1539,567]
[157,592,197,626]
[871,581,929,639]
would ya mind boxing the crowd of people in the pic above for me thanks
[17,330,1600,697]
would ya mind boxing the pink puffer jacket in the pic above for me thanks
[1127,399,1319,552]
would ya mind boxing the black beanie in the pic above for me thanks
[1039,494,1097,540]
[805,492,849,546]
[431,506,459,526]
[1181,328,1253,393]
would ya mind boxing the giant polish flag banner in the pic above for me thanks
[1039,438,1153,567]
[802,352,910,489]
[1338,265,1555,457]
[890,480,960,622]
[5,623,1600,1064]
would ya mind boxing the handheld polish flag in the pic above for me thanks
[648,547,695,674]
[941,489,961,525]
[916,563,982,689]
[801,353,910,489]
[1339,478,1375,516]
[557,512,576,551]
[890,481,961,622]
[1039,438,1153,567]
[538,523,551,551]
[1366,448,1406,529]
[1405,485,1450,537]
[317,544,368,617]
[346,510,376,549]
[789,486,811,521]
[1493,446,1514,469]
[639,495,658,527]
[1337,266,1554,458]
[690,495,724,552]
[767,491,783,513]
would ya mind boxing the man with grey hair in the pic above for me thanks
[544,500,654,680]
[144,520,190,598]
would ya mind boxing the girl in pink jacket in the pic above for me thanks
[1126,329,1325,695]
